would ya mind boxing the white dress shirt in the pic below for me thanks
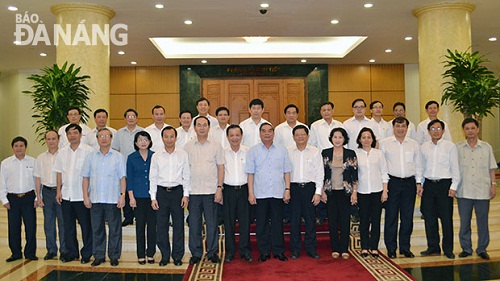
[175,126,196,149]
[145,123,170,152]
[379,136,423,183]
[53,143,94,201]
[224,146,248,186]
[58,123,92,148]
[0,155,36,204]
[309,118,344,150]
[356,148,389,194]
[149,147,191,199]
[274,121,306,149]
[88,126,117,150]
[343,116,380,149]
[371,117,392,139]
[421,139,460,190]
[240,117,270,148]
[192,114,218,127]
[416,118,453,145]
[34,150,58,187]
[387,119,417,140]
[287,145,325,195]
[209,125,230,149]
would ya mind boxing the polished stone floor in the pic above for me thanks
[40,270,184,281]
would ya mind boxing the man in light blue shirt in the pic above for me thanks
[246,123,292,262]
[82,128,126,267]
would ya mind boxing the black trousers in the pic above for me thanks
[255,198,285,255]
[61,200,93,260]
[384,176,416,252]
[157,185,184,261]
[358,191,383,251]
[289,183,317,253]
[7,191,37,258]
[122,191,135,222]
[135,198,157,259]
[326,190,351,253]
[223,184,250,256]
[421,179,453,254]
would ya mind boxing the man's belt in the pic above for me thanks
[389,175,415,181]
[43,185,57,191]
[223,183,248,190]
[9,190,35,198]
[291,182,314,188]
[158,184,181,192]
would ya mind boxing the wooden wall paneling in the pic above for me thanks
[371,91,405,115]
[329,65,371,92]
[254,79,282,126]
[225,80,253,124]
[370,64,405,91]
[330,91,371,118]
[135,93,180,120]
[202,79,225,117]
[135,66,180,94]
[109,119,123,130]
[283,79,306,124]
[109,94,136,120]
[110,67,136,94]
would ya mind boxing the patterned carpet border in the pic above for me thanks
[351,249,416,281]
[187,225,224,281]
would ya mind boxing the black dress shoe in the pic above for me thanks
[420,249,441,256]
[26,256,39,261]
[208,254,220,263]
[224,254,234,262]
[44,252,57,260]
[387,250,396,259]
[173,259,183,266]
[138,259,146,265]
[5,256,21,262]
[458,251,472,258]
[307,251,320,259]
[159,260,169,266]
[147,257,155,264]
[290,251,300,259]
[189,256,201,264]
[361,251,370,258]
[370,251,379,258]
[91,258,105,267]
[60,255,77,263]
[110,259,119,266]
[121,219,133,227]
[258,254,270,262]
[400,250,415,258]
[444,252,455,259]
[283,218,290,224]
[241,254,253,262]
[274,253,288,261]
[478,252,490,260]
[80,257,90,264]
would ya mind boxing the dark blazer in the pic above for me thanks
[322,147,358,194]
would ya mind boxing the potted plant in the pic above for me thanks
[441,49,500,132]
[23,62,92,141]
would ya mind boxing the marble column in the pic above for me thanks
[51,3,115,128]
[412,2,475,141]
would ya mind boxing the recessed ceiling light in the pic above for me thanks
[364,3,373,8]
[7,6,18,11]
[385,49,392,53]
[184,20,192,25]
[40,53,47,57]
[330,19,339,24]
[300,59,307,63]
[13,40,21,45]
[404,36,413,41]
[242,36,270,44]
[369,59,375,63]
[131,61,137,65]
[488,37,497,42]
[260,3,270,8]
[201,60,207,64]
[118,50,125,55]
[155,4,164,9]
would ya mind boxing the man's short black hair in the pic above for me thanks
[123,108,138,118]
[284,104,299,114]
[11,136,27,147]
[425,100,439,110]
[427,119,445,130]
[93,108,108,118]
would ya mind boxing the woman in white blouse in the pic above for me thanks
[352,127,389,258]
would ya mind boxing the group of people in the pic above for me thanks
[0,96,496,268]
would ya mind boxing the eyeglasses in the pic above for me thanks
[429,127,442,131]
[137,139,150,143]
[126,115,137,119]
[353,106,365,109]
[98,134,111,139]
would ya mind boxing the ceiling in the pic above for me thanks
[0,0,499,77]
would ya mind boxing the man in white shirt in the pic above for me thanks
[58,107,92,148]
[343,98,380,150]
[34,130,66,261]
[193,97,218,127]
[0,136,37,262]
[309,101,344,150]
[416,100,452,145]
[209,107,230,149]
[176,110,195,149]
[275,104,306,149]
[150,126,190,266]
[145,105,170,152]
[420,119,460,259]
[287,125,324,260]
[240,98,270,148]
[388,102,416,140]
[370,101,392,139]
[379,117,422,259]
[54,124,94,264]
[222,124,253,262]
[88,109,117,150]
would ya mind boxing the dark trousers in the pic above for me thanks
[61,200,93,259]
[289,183,317,253]
[135,197,157,259]
[157,186,184,261]
[255,198,285,255]
[421,179,453,254]
[326,190,351,253]
[123,191,135,222]
[384,176,416,252]
[189,194,219,257]
[358,191,383,250]
[316,201,327,220]
[7,191,37,258]
[42,186,66,255]
[223,184,251,256]
[90,203,122,260]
